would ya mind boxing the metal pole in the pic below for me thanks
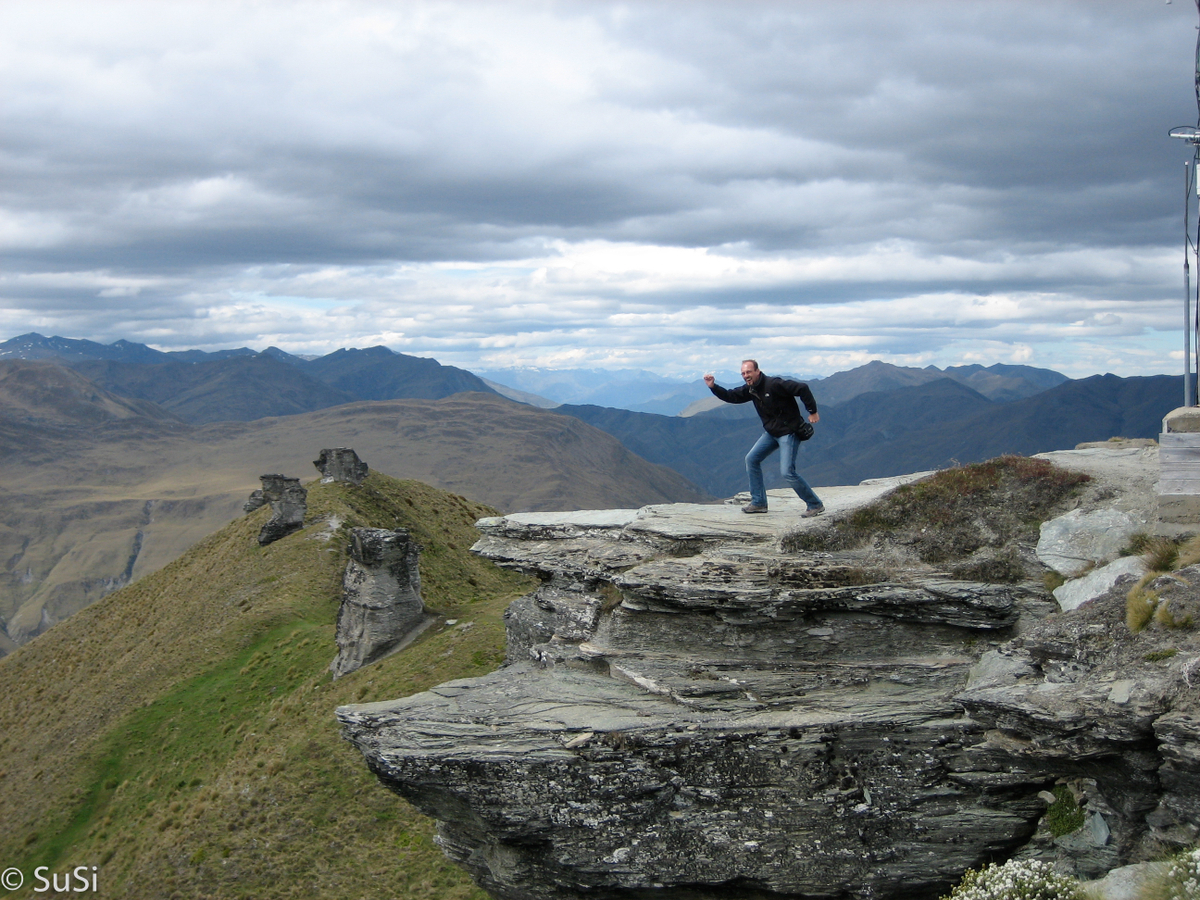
[1188,160,1194,407]
[1194,150,1200,405]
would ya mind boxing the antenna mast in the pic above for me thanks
[1169,0,1200,405]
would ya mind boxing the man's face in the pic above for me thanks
[741,363,759,385]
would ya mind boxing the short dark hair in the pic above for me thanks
[741,359,759,371]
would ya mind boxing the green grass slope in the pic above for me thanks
[0,473,535,900]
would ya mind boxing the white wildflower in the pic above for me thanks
[1158,848,1200,900]
[941,858,1084,900]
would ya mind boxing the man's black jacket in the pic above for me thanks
[709,374,818,437]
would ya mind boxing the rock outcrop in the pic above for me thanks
[331,528,429,678]
[314,447,369,485]
[1036,508,1139,577]
[256,474,307,545]
[338,449,1199,900]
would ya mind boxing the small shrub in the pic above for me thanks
[1140,847,1200,900]
[1044,784,1085,837]
[598,583,623,613]
[951,551,1027,584]
[940,858,1085,900]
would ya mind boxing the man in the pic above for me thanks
[704,360,824,517]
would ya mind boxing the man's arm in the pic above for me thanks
[704,374,750,403]
[779,379,819,421]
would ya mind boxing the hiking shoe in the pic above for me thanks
[742,503,768,514]
[801,505,825,518]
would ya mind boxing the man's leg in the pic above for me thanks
[745,432,778,509]
[779,432,823,511]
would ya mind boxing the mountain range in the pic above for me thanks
[563,372,1178,498]
[1,333,497,425]
[0,331,1183,653]
[2,332,1072,420]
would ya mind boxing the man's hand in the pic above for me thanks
[703,373,715,387]
[809,412,820,424]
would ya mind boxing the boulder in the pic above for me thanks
[1036,509,1139,577]
[242,488,266,513]
[1053,556,1144,612]
[313,447,369,485]
[1082,863,1162,900]
[256,474,307,545]
[330,528,427,678]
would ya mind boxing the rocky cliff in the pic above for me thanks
[338,447,1199,900]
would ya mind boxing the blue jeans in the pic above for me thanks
[746,431,822,509]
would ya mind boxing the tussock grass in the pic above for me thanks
[1142,537,1182,575]
[1154,600,1195,630]
[1127,579,1161,634]
[0,473,535,900]
[1125,537,1200,635]
[1175,534,1200,569]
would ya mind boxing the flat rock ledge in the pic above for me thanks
[339,452,1199,900]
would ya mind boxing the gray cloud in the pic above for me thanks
[0,0,1195,378]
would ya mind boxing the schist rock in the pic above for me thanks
[338,453,1198,900]
[313,447,369,485]
[330,527,428,679]
[256,474,307,546]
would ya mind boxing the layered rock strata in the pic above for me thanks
[331,527,429,678]
[339,456,1198,900]
[340,481,1034,899]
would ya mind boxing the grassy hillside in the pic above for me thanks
[0,473,536,899]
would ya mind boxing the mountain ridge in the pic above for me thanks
[2,334,1070,417]
[0,473,530,899]
[0,334,498,424]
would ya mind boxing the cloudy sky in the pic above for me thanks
[1,0,1198,379]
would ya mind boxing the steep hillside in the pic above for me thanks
[555,403,751,498]
[1,378,707,653]
[802,373,1180,485]
[301,345,495,400]
[0,360,181,427]
[0,474,535,900]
